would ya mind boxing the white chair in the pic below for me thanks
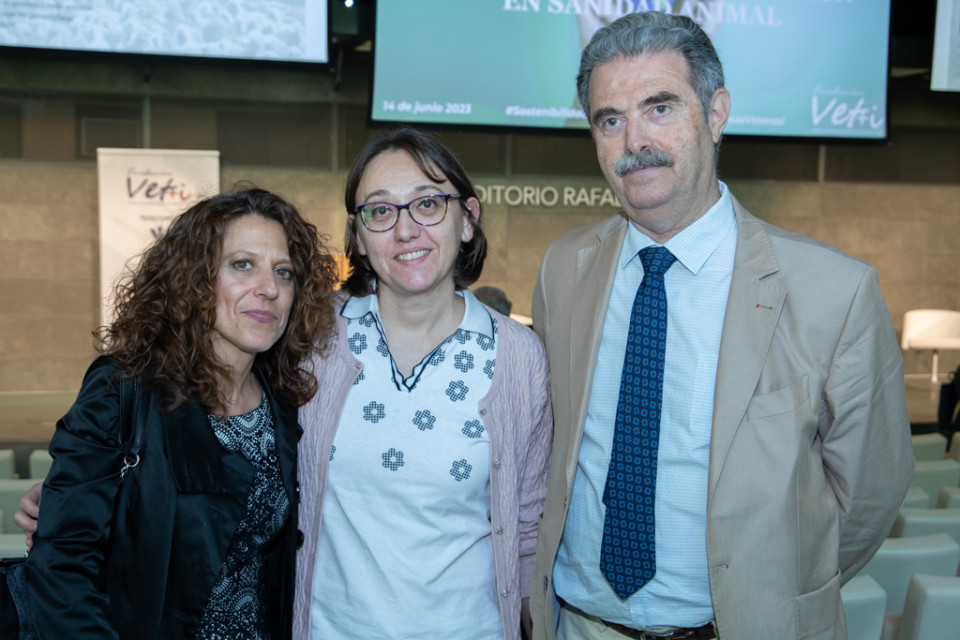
[910,460,960,507]
[28,449,52,480]
[903,488,931,510]
[841,575,887,640]
[897,574,960,640]
[0,510,25,558]
[890,508,960,545]
[0,449,14,479]
[937,487,960,509]
[857,533,960,614]
[0,533,27,559]
[0,478,42,534]
[901,310,960,384]
[912,433,947,462]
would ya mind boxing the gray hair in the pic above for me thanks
[576,11,725,123]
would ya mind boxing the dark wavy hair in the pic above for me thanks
[96,186,338,411]
[341,128,487,297]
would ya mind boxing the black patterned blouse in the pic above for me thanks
[195,394,290,640]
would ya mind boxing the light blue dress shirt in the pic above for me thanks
[553,183,737,628]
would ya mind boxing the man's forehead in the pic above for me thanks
[593,51,691,85]
[590,52,694,104]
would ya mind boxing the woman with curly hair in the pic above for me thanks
[18,187,338,640]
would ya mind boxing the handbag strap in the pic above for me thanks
[119,376,144,481]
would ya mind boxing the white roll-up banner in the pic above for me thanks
[97,148,220,324]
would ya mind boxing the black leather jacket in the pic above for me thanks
[25,356,300,639]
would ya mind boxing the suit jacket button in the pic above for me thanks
[297,529,305,549]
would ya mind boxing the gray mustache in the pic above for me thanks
[615,149,675,176]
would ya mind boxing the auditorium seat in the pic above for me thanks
[840,574,887,640]
[857,533,960,614]
[897,574,960,640]
[910,460,960,507]
[0,450,13,479]
[890,508,960,545]
[28,449,52,480]
[912,433,947,462]
[903,488,930,510]
[937,487,960,509]
[0,479,42,534]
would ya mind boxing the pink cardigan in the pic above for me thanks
[294,300,553,640]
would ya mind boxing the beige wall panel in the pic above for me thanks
[1,160,959,441]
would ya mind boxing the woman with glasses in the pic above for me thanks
[293,128,553,640]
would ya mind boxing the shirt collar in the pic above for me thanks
[619,180,736,275]
[341,289,495,339]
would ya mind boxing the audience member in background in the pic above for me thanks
[18,188,338,639]
[474,285,514,317]
[294,128,552,640]
[531,12,913,640]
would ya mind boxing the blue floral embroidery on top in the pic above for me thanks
[484,359,495,380]
[454,351,474,373]
[450,458,472,481]
[413,410,436,431]
[428,349,445,367]
[353,370,365,386]
[455,330,470,345]
[359,314,375,328]
[382,448,405,471]
[348,333,367,355]
[329,445,336,461]
[363,401,386,423]
[476,334,495,351]
[445,380,468,402]
[462,420,485,438]
[376,337,390,358]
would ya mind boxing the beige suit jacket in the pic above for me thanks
[530,199,914,640]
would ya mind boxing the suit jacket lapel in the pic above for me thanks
[709,201,786,498]
[566,215,628,485]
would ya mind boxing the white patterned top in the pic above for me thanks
[310,291,503,640]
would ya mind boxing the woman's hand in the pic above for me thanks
[13,481,42,549]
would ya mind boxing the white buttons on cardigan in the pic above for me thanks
[494,526,503,534]
[500,589,509,597]
[493,459,501,469]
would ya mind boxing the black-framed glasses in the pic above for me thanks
[354,193,460,232]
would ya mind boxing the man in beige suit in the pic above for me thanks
[530,12,913,640]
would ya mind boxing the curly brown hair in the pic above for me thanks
[96,187,338,411]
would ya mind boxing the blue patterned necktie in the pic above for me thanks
[601,245,676,600]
